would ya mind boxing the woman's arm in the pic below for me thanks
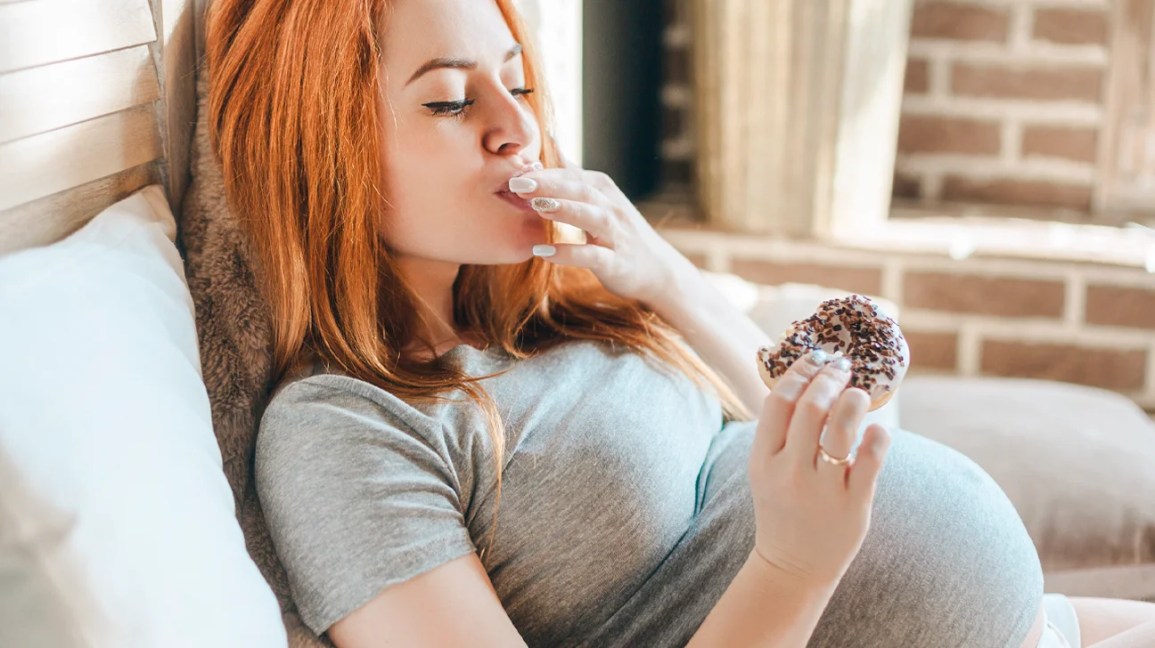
[645,263,772,415]
[505,164,771,412]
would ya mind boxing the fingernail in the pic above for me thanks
[532,244,556,257]
[531,161,544,170]
[806,349,829,365]
[832,357,852,372]
[509,177,537,193]
[531,197,560,213]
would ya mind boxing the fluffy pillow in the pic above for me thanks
[181,69,329,647]
[0,186,287,647]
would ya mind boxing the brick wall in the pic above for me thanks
[895,0,1109,214]
[653,0,1155,413]
[658,0,1114,217]
[651,221,1155,413]
[658,0,695,192]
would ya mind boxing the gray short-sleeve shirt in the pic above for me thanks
[256,339,727,642]
[256,338,1044,647]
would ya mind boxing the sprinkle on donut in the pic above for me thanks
[756,295,910,407]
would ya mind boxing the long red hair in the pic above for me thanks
[205,0,751,562]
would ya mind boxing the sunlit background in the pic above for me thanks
[527,0,1155,418]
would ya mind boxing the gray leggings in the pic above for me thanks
[576,424,1043,647]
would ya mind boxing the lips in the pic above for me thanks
[492,161,543,194]
[495,189,536,213]
[492,161,541,214]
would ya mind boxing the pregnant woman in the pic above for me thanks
[204,0,1155,645]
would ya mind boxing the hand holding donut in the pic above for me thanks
[747,350,893,588]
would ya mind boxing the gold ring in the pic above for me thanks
[818,445,854,466]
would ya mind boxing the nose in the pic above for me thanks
[481,82,538,157]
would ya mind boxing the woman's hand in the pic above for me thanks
[509,159,697,306]
[748,349,892,589]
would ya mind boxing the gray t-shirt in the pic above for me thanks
[256,338,1044,647]
[256,339,729,642]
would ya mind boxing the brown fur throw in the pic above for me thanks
[179,67,334,648]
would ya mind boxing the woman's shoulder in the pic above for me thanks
[256,364,439,468]
[266,361,405,419]
[270,348,397,401]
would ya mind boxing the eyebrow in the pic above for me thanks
[404,43,523,87]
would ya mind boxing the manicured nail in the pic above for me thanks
[806,349,829,365]
[531,197,561,213]
[532,244,556,257]
[509,177,537,193]
[832,357,852,372]
[531,161,544,170]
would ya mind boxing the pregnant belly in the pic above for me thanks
[809,427,1044,648]
[570,424,1044,648]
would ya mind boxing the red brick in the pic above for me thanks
[666,47,689,84]
[903,271,1065,318]
[980,339,1148,391]
[1033,8,1109,46]
[905,59,930,94]
[1021,126,1099,164]
[662,107,684,140]
[730,260,882,296]
[941,176,1093,211]
[1085,284,1155,329]
[661,158,693,187]
[904,330,959,371]
[893,171,922,199]
[898,115,1002,155]
[911,2,1010,42]
[951,63,1103,103]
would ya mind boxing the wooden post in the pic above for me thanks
[158,0,197,221]
[1095,0,1155,220]
[690,0,913,237]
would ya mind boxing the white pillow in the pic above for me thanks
[0,186,286,647]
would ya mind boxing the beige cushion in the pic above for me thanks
[900,375,1155,601]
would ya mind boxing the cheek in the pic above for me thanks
[386,127,475,204]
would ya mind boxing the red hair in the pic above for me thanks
[205,0,751,561]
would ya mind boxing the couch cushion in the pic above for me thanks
[899,375,1155,599]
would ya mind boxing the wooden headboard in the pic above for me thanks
[0,0,200,256]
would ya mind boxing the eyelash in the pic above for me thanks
[423,87,534,118]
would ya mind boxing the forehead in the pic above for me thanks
[381,0,515,71]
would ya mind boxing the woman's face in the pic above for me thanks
[378,0,546,268]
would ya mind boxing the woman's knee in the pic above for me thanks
[1069,596,1155,645]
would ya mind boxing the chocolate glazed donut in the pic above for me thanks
[756,295,910,411]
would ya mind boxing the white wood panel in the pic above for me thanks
[0,0,156,73]
[0,46,159,144]
[0,105,163,211]
[0,164,156,256]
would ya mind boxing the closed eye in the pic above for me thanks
[423,98,475,116]
[423,87,534,118]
